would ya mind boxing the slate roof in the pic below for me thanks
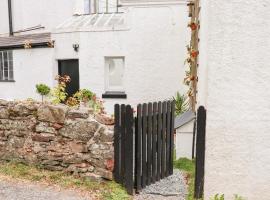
[174,110,196,129]
[0,33,51,50]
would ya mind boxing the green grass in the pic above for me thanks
[0,161,130,200]
[174,158,195,200]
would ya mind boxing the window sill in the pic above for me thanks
[102,92,127,99]
[0,80,15,82]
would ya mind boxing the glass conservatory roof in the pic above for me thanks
[55,13,127,32]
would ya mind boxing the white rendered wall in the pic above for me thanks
[198,0,270,199]
[0,2,190,115]
[0,0,75,35]
[0,0,9,36]
[0,48,55,101]
[53,4,190,114]
[175,120,194,159]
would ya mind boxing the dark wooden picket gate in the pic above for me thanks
[114,101,175,195]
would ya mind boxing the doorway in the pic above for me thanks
[58,60,79,97]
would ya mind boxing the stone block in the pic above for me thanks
[32,133,55,142]
[67,109,89,119]
[94,114,114,125]
[0,107,9,119]
[36,122,56,134]
[69,141,87,153]
[0,99,8,106]
[59,120,99,142]
[37,104,68,124]
[8,103,38,117]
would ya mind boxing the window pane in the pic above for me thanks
[108,58,124,88]
[0,52,3,80]
[8,51,13,80]
[3,52,8,80]
[84,0,91,14]
[0,51,14,81]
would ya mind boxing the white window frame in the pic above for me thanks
[105,56,125,92]
[0,50,14,81]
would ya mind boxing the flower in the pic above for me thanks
[188,22,197,31]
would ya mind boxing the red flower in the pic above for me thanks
[189,22,197,31]
[190,50,199,58]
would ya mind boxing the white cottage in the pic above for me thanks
[0,0,190,113]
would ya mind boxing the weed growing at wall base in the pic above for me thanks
[210,194,245,200]
[0,161,130,200]
[173,158,195,200]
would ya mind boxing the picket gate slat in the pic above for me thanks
[166,101,171,177]
[161,102,167,178]
[135,104,142,192]
[152,102,157,183]
[142,103,147,188]
[157,102,162,181]
[147,103,152,185]
[114,104,121,183]
[169,101,175,175]
[120,104,126,185]
[125,105,134,195]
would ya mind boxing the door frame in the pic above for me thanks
[58,59,80,97]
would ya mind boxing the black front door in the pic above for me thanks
[58,60,79,97]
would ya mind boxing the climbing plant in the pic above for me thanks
[184,0,200,111]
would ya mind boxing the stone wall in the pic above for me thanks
[0,99,114,180]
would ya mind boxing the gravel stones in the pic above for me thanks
[135,170,187,200]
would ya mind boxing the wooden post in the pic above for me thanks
[188,0,200,111]
[194,106,206,199]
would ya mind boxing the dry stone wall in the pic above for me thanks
[0,99,114,180]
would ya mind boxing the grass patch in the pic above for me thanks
[0,161,130,200]
[174,158,195,200]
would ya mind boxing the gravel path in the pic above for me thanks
[134,170,187,200]
[0,178,93,200]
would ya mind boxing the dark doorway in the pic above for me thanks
[58,59,79,97]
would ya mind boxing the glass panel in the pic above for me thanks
[3,51,8,80]
[8,51,13,80]
[84,0,91,14]
[0,52,3,80]
[108,58,124,88]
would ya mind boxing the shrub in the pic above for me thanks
[36,84,50,102]
[74,89,95,102]
[173,92,189,116]
[50,75,70,104]
[66,97,79,107]
[73,89,105,114]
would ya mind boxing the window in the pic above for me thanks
[105,57,125,92]
[0,51,14,81]
[84,0,91,14]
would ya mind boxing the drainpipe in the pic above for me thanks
[8,0,13,36]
